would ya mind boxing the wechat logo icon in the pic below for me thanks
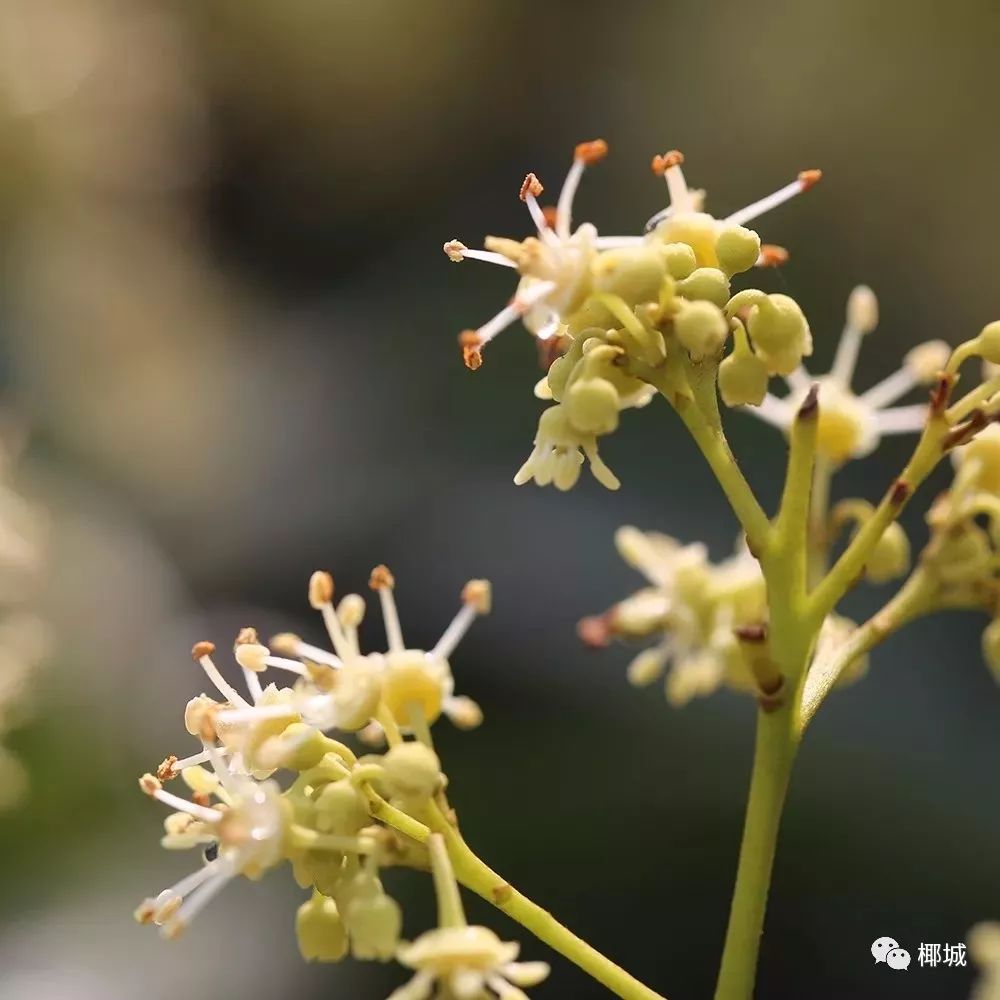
[872,936,911,970]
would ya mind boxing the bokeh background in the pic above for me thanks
[0,1,997,998]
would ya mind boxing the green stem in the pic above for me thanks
[364,791,667,1000]
[445,828,666,1000]
[714,709,798,1000]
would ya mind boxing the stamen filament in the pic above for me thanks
[171,746,232,772]
[152,788,223,824]
[555,158,585,240]
[319,604,353,661]
[475,281,558,348]
[167,862,236,933]
[874,404,929,434]
[197,653,250,709]
[724,170,821,228]
[432,602,478,660]
[860,368,918,409]
[830,325,864,386]
[263,655,308,675]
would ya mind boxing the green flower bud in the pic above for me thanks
[565,377,621,435]
[730,291,812,376]
[677,267,731,308]
[974,321,1000,363]
[660,242,698,280]
[714,225,761,277]
[346,883,402,961]
[306,850,347,896]
[546,334,590,401]
[982,618,1000,683]
[314,779,370,835]
[268,722,329,771]
[331,661,383,731]
[673,300,728,361]
[592,247,667,306]
[382,741,442,802]
[932,525,992,585]
[719,346,769,407]
[864,523,910,584]
[296,892,349,962]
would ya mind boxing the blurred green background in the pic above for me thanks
[0,1,997,998]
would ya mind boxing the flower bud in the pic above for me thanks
[565,377,621,435]
[626,648,666,687]
[863,522,910,584]
[332,661,383,731]
[315,779,370,835]
[264,722,329,771]
[982,619,1000,684]
[677,267,731,309]
[382,741,442,801]
[719,337,769,407]
[592,247,667,307]
[296,893,349,962]
[932,525,993,585]
[714,225,761,277]
[743,294,812,376]
[953,425,1000,494]
[846,285,878,334]
[674,300,728,361]
[660,242,697,280]
[546,336,591,402]
[346,886,402,961]
[975,321,1000,364]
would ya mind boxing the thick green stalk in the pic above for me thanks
[713,708,798,1000]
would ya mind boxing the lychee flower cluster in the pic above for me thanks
[448,142,825,491]
[134,565,554,996]
[578,526,768,705]
[579,526,875,708]
[744,285,950,463]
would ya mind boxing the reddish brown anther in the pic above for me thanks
[157,755,178,782]
[758,244,789,267]
[577,614,613,649]
[459,330,483,371]
[519,172,543,201]
[191,641,215,661]
[574,138,609,165]
[651,150,684,175]
[798,169,823,190]
[369,564,396,591]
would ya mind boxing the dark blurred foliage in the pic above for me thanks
[0,2,997,998]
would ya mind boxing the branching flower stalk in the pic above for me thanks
[135,139,1000,1000]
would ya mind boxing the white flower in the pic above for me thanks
[135,765,289,938]
[390,925,549,1000]
[514,403,620,491]
[583,527,767,706]
[745,286,949,463]
[643,148,821,267]
[215,569,490,745]
[448,139,646,368]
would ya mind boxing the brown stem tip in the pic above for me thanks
[798,383,820,419]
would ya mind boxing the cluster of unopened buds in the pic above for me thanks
[135,568,549,999]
